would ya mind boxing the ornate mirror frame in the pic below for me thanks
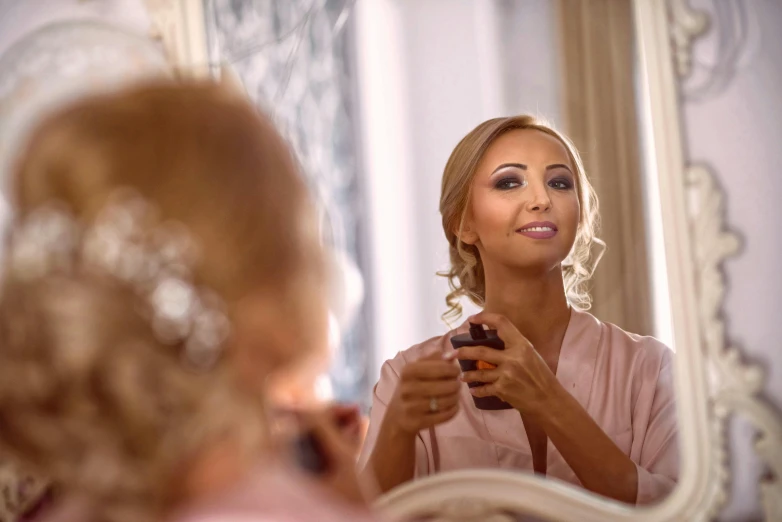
[149,0,782,520]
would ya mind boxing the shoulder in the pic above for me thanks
[590,312,673,375]
[604,320,670,357]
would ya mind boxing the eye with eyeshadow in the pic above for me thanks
[494,176,526,190]
[548,177,574,190]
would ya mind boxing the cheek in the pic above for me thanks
[559,192,581,230]
[267,287,330,406]
[277,267,329,361]
[471,194,516,234]
[229,274,329,384]
[559,195,581,254]
[294,287,330,359]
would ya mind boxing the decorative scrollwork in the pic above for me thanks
[143,0,180,62]
[143,0,210,76]
[686,165,782,520]
[679,1,757,101]
[667,0,710,77]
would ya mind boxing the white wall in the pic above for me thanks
[681,1,782,520]
[497,0,564,127]
[354,0,563,378]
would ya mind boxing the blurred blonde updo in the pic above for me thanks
[439,115,601,322]
[0,82,314,521]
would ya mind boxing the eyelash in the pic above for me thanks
[494,176,574,191]
[494,177,524,190]
[549,178,574,190]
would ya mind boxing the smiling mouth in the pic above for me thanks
[516,224,558,239]
[518,226,556,232]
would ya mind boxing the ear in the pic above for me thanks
[454,219,479,246]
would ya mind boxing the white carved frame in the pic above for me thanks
[148,0,782,520]
[143,0,210,78]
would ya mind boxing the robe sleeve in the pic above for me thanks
[357,355,430,478]
[633,347,679,504]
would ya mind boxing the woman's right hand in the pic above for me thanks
[385,351,462,435]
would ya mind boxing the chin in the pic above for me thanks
[504,255,567,275]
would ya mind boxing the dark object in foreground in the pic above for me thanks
[451,323,513,410]
[293,411,354,475]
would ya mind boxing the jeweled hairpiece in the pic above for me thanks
[6,189,230,370]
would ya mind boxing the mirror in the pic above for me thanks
[2,0,776,520]
[202,0,681,515]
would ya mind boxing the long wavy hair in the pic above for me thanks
[439,115,602,323]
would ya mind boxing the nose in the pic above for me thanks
[526,180,552,212]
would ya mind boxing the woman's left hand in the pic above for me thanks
[456,312,562,416]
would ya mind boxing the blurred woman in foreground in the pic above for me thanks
[0,81,377,522]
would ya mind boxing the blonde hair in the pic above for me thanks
[0,82,314,521]
[439,115,601,322]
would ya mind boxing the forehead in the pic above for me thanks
[477,128,573,172]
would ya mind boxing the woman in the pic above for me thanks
[359,116,678,505]
[0,82,378,521]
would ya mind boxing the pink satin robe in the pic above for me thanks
[359,308,679,505]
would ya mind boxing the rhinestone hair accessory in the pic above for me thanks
[6,189,230,370]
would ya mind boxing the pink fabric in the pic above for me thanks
[36,464,380,522]
[171,464,380,522]
[359,308,679,505]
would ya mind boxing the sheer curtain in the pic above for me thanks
[204,0,373,405]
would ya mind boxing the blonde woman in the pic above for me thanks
[0,82,377,522]
[359,116,678,505]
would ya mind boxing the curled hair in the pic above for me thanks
[438,115,602,323]
[0,276,252,521]
[0,82,313,521]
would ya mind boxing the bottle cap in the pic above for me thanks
[469,322,487,340]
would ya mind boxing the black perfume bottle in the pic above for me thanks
[450,323,513,410]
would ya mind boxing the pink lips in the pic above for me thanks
[516,221,558,239]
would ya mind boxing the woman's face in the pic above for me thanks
[463,128,581,275]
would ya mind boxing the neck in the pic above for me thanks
[481,262,571,355]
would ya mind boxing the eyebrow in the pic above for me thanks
[546,163,573,173]
[491,163,573,174]
[492,162,527,173]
